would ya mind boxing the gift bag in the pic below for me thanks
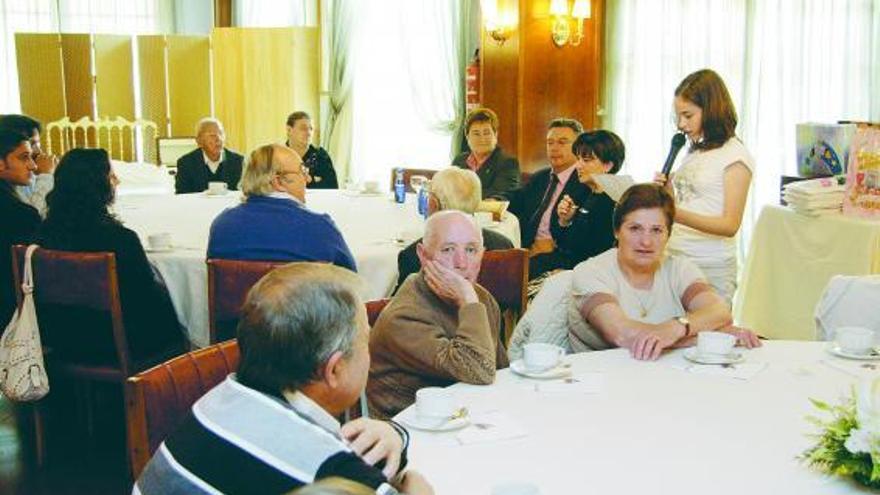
[0,245,49,401]
[843,124,880,218]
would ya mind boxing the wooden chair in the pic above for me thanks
[389,168,437,193]
[12,245,181,464]
[365,298,391,327]
[476,248,529,345]
[126,299,389,477]
[206,259,287,343]
[126,340,240,478]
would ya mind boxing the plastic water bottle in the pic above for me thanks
[394,168,406,204]
[417,181,430,218]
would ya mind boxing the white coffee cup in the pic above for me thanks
[696,331,736,356]
[415,387,456,421]
[474,211,493,227]
[523,343,564,372]
[147,232,172,250]
[491,482,541,495]
[207,181,228,195]
[835,326,875,355]
[362,180,380,193]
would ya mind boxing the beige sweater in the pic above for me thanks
[367,273,508,419]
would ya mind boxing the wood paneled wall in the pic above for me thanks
[481,0,605,172]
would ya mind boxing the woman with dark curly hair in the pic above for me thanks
[38,148,185,363]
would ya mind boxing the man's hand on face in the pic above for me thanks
[340,418,404,479]
[421,259,478,308]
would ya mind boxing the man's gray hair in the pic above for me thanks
[236,263,365,393]
[430,167,482,214]
[423,209,483,249]
[195,117,225,136]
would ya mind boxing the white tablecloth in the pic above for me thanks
[111,160,175,196]
[734,205,880,340]
[398,341,870,495]
[115,190,520,347]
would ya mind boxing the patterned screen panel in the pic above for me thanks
[138,35,168,163]
[94,35,135,160]
[60,33,94,121]
[167,35,211,138]
[15,33,67,129]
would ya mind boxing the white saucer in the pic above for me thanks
[826,343,880,361]
[144,245,175,253]
[683,348,744,365]
[396,407,470,432]
[358,190,384,196]
[203,191,230,198]
[510,359,571,379]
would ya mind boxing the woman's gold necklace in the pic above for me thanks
[633,289,654,318]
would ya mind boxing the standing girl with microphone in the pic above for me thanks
[654,69,754,305]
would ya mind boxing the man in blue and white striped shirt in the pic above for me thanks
[134,263,433,495]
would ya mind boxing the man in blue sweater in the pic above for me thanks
[207,144,356,271]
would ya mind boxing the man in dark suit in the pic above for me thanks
[452,107,520,198]
[504,118,588,279]
[0,130,40,325]
[175,118,244,194]
[395,167,513,292]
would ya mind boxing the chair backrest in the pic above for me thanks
[477,248,529,343]
[814,275,880,340]
[125,339,240,478]
[389,168,437,193]
[366,298,390,327]
[12,245,131,377]
[206,259,287,343]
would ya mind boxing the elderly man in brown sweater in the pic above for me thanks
[367,210,509,419]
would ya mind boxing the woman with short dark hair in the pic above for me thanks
[552,129,626,268]
[567,183,760,360]
[285,111,338,189]
[38,148,185,363]
[452,107,520,198]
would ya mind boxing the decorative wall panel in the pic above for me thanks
[167,36,211,138]
[60,34,94,121]
[15,33,67,130]
[94,35,135,160]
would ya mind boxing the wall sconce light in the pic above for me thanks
[550,0,591,47]
[481,0,515,46]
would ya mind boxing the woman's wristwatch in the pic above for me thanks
[676,316,691,338]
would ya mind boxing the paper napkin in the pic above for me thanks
[672,362,768,381]
[455,411,528,446]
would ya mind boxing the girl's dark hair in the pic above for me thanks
[675,69,737,151]
[43,148,119,243]
[613,183,676,231]
[572,130,626,174]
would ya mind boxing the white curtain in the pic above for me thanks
[604,0,880,260]
[397,0,468,149]
[321,0,356,184]
[349,1,466,183]
[233,0,316,27]
[0,0,58,113]
[57,0,170,33]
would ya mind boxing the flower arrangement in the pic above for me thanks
[802,379,880,488]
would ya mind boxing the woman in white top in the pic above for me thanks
[567,184,761,360]
[654,69,754,305]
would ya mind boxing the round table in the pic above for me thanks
[115,189,520,347]
[397,341,871,494]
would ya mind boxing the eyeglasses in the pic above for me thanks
[276,166,310,182]
[577,152,597,162]
[623,223,668,238]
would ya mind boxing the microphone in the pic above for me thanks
[661,133,687,176]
